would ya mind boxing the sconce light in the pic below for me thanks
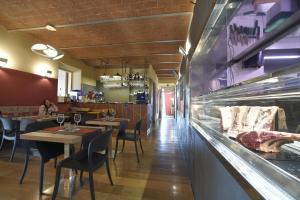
[45,70,52,78]
[0,57,8,67]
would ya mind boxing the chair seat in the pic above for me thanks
[2,132,17,138]
[59,151,107,171]
[118,134,139,141]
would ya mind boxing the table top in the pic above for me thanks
[95,118,130,122]
[76,125,106,131]
[20,126,103,144]
[20,132,82,144]
[85,118,130,127]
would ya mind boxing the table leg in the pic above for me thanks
[43,144,77,198]
[109,132,113,158]
[64,144,76,196]
[64,144,72,176]
[104,126,113,158]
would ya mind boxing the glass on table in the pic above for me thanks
[56,113,65,127]
[110,110,116,120]
[74,113,81,125]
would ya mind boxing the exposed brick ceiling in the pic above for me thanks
[0,0,193,81]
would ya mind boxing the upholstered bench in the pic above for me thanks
[0,106,39,117]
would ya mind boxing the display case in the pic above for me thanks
[188,0,300,199]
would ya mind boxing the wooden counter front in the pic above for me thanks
[67,103,150,132]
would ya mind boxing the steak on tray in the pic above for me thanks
[236,130,300,152]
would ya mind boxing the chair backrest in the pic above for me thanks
[134,120,142,136]
[81,130,101,150]
[0,117,13,131]
[118,120,128,136]
[25,121,64,160]
[19,118,35,132]
[88,129,112,163]
[80,113,97,125]
[26,120,58,132]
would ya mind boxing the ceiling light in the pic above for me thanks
[258,77,279,83]
[0,57,8,67]
[179,46,187,56]
[53,54,64,60]
[31,43,64,60]
[31,43,47,51]
[264,55,300,60]
[45,24,57,31]
[43,45,58,58]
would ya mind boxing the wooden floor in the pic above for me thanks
[0,117,194,200]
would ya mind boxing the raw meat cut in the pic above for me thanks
[254,106,278,131]
[236,130,300,152]
[219,106,235,131]
[243,106,261,130]
[232,106,249,130]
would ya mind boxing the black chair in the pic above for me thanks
[19,120,64,196]
[19,118,35,133]
[80,113,97,125]
[52,129,113,200]
[114,120,144,162]
[0,117,20,161]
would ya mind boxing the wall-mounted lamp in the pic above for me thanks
[0,57,8,67]
[45,70,52,78]
[179,46,187,56]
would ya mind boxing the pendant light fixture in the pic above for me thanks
[31,43,64,60]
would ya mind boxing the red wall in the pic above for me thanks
[0,68,57,106]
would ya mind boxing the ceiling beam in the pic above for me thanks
[158,77,177,79]
[77,52,180,60]
[60,40,184,50]
[8,12,192,32]
[158,62,181,64]
[93,64,147,68]
[157,74,175,76]
[81,53,181,60]
[156,69,179,71]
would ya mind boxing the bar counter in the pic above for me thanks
[58,102,151,132]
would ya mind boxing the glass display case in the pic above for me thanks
[189,0,300,199]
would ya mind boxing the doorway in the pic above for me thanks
[161,87,175,118]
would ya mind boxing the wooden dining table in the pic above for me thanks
[85,117,130,127]
[20,125,105,197]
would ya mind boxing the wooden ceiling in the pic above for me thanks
[0,0,193,81]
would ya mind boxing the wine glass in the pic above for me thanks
[74,113,81,126]
[57,114,65,127]
[111,110,116,119]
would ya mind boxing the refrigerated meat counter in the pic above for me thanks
[190,67,300,199]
